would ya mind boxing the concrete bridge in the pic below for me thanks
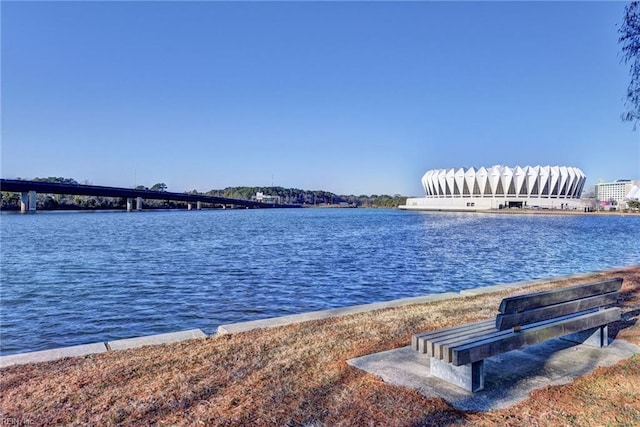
[0,179,300,212]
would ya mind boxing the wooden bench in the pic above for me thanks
[411,278,623,392]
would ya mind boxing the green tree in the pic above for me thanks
[150,183,168,192]
[619,1,640,126]
[1,192,20,210]
[32,176,79,185]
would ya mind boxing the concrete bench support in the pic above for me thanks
[431,357,484,392]
[562,325,609,348]
[430,325,608,392]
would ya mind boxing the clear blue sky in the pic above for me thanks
[2,1,639,196]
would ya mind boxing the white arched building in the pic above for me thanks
[400,165,587,211]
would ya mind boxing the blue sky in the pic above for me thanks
[2,1,639,196]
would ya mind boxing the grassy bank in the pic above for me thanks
[1,267,639,426]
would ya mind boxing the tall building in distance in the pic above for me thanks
[595,179,640,209]
[400,165,587,211]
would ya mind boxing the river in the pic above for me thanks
[1,208,639,355]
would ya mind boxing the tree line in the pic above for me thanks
[204,186,406,208]
[1,177,408,210]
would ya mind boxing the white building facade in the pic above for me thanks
[595,179,640,209]
[255,192,281,204]
[400,165,587,211]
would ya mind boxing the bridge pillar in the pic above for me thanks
[127,198,133,212]
[20,192,29,212]
[20,192,28,212]
[197,201,202,210]
[20,191,37,212]
[29,191,36,211]
[136,197,142,211]
[188,203,193,211]
[20,191,36,212]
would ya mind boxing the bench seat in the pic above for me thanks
[411,278,623,392]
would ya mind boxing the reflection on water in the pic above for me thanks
[1,208,639,355]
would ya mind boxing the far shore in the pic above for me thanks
[487,208,640,216]
[401,207,640,216]
[3,204,640,216]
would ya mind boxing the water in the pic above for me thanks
[1,208,639,355]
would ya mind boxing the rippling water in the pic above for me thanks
[1,208,639,355]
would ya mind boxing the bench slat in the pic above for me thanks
[440,309,598,363]
[451,307,621,366]
[496,292,619,330]
[428,323,498,358]
[499,278,622,314]
[433,326,503,360]
[412,319,493,352]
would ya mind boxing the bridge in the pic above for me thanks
[0,179,301,212]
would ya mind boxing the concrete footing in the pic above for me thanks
[430,357,484,392]
[0,329,206,368]
[348,338,640,411]
[217,292,459,334]
[0,342,108,368]
[459,283,526,296]
[108,329,206,351]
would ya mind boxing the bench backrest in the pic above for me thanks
[496,278,622,331]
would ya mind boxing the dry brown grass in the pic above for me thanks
[2,267,639,426]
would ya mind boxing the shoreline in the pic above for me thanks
[401,207,640,216]
[1,265,638,425]
[0,266,633,367]
[3,205,640,216]
[487,208,640,216]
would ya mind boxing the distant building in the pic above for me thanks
[595,179,640,209]
[255,192,281,204]
[400,165,587,211]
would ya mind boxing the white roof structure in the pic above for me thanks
[625,185,640,201]
[421,165,586,199]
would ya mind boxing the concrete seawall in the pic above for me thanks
[0,267,632,368]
